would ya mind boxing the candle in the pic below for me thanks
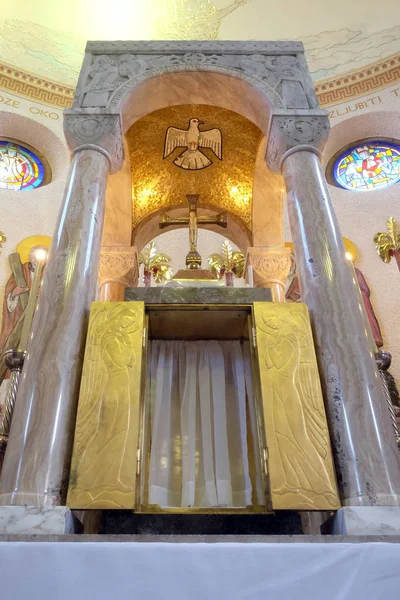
[19,248,47,351]
[247,265,254,287]
[139,262,145,286]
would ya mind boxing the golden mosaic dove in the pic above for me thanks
[163,118,222,170]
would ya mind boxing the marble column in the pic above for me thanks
[245,246,291,302]
[98,246,139,302]
[281,148,400,506]
[0,114,124,507]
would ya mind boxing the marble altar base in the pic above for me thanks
[322,507,400,535]
[0,506,81,535]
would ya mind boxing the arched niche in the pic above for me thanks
[132,204,251,254]
[118,70,273,135]
[0,110,68,180]
[323,110,400,169]
[102,71,284,249]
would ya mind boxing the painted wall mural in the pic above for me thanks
[155,0,250,40]
[0,141,45,191]
[0,235,51,385]
[301,26,400,81]
[333,141,400,192]
[1,2,400,89]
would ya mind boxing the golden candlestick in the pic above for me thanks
[19,248,47,351]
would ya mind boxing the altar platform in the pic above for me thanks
[1,535,400,599]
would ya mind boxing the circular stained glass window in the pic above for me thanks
[0,140,45,191]
[333,141,400,191]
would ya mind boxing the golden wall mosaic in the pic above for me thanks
[126,104,263,231]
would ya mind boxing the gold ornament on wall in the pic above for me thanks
[0,231,6,249]
[139,242,173,286]
[374,217,400,270]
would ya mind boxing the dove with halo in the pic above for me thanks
[163,117,222,170]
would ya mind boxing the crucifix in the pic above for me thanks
[159,195,227,270]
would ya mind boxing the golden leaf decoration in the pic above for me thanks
[153,264,173,284]
[207,240,245,279]
[0,231,6,249]
[387,217,400,248]
[374,217,400,264]
[139,241,173,283]
[208,253,224,278]
[222,240,233,269]
[232,251,245,278]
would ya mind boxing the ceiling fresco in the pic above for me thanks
[126,104,263,230]
[1,0,400,88]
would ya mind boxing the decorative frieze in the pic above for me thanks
[71,41,318,113]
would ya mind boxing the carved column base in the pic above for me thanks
[245,246,292,302]
[98,246,139,302]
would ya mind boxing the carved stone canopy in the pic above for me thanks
[71,41,318,114]
[65,40,328,175]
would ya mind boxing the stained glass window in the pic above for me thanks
[0,141,45,191]
[333,141,400,191]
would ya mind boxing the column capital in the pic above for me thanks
[64,113,124,173]
[246,246,292,293]
[98,246,139,289]
[266,113,330,172]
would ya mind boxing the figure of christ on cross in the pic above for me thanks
[159,195,227,270]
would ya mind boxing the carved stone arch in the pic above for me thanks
[118,70,272,136]
[70,41,319,138]
[63,40,330,258]
[132,204,252,254]
[111,64,283,124]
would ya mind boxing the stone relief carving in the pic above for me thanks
[82,56,120,108]
[66,41,323,177]
[266,115,330,171]
[64,114,124,173]
[73,42,317,113]
[98,247,139,288]
[246,247,292,287]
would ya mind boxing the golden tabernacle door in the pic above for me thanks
[68,302,147,509]
[252,302,340,511]
[67,301,340,511]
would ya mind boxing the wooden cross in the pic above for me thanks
[159,195,227,269]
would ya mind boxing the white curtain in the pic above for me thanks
[146,340,263,508]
